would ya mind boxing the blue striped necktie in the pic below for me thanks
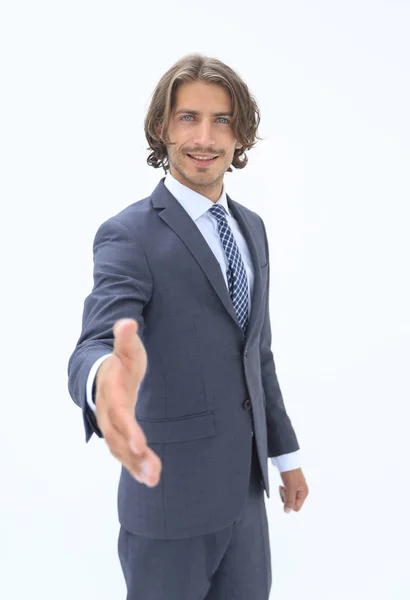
[209,204,249,332]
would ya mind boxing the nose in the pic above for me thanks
[192,120,216,149]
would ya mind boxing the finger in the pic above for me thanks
[283,488,296,512]
[127,445,162,487]
[293,499,304,511]
[294,489,308,511]
[104,425,160,486]
[108,404,147,456]
[104,424,143,480]
[279,485,286,503]
[109,412,162,486]
[139,446,163,487]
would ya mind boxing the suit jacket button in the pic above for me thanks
[244,398,252,411]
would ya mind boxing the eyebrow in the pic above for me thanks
[174,109,233,117]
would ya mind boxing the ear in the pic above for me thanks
[156,124,162,137]
[235,141,243,150]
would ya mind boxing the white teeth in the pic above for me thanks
[190,155,215,161]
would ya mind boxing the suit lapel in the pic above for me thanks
[151,178,264,339]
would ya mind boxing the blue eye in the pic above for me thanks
[180,115,230,124]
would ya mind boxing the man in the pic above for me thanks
[68,53,309,599]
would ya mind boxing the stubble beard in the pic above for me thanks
[168,149,227,189]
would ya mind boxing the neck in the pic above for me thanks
[169,168,223,203]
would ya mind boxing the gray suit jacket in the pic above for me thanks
[67,177,300,540]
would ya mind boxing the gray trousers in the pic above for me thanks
[118,438,272,599]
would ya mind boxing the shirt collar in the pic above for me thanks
[164,171,230,222]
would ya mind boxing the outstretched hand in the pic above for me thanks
[95,318,162,487]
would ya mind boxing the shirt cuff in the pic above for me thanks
[85,353,113,413]
[271,450,301,472]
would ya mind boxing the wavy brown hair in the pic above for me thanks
[144,53,264,173]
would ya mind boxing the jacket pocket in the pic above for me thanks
[137,411,216,444]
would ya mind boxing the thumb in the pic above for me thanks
[113,318,147,387]
[113,318,139,360]
[282,486,296,513]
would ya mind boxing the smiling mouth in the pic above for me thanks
[186,154,219,165]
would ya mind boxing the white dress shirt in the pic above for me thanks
[86,172,301,473]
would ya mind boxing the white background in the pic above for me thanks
[1,1,409,598]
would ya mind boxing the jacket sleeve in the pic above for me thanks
[67,217,153,443]
[259,217,300,457]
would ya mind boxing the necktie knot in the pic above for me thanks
[209,204,228,223]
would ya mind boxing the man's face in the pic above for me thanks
[157,81,242,202]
